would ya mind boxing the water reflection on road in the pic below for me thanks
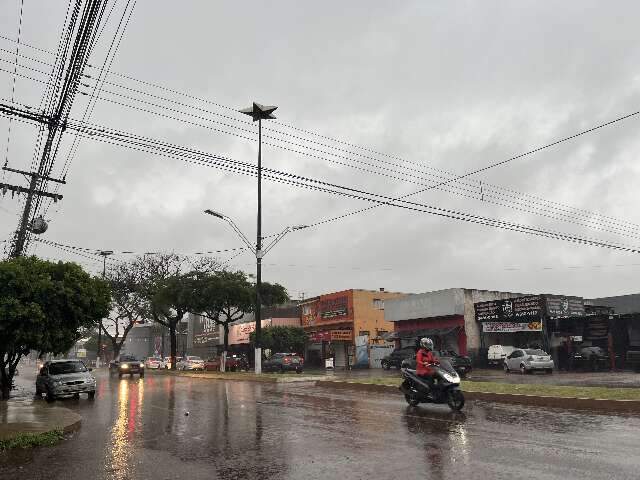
[3,371,640,480]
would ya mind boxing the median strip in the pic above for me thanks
[314,377,640,412]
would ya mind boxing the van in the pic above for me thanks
[488,345,516,366]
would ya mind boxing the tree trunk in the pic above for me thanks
[222,323,229,373]
[170,324,177,370]
[0,362,10,401]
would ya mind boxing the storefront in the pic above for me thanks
[475,295,548,351]
[390,316,467,354]
[188,313,222,359]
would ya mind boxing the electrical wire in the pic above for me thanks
[3,39,639,238]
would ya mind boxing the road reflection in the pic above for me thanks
[403,408,469,480]
[106,378,144,479]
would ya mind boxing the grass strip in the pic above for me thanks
[325,377,640,401]
[0,430,64,451]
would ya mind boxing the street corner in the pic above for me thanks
[0,402,82,443]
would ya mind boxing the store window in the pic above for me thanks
[373,298,384,310]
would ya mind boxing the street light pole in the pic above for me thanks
[238,102,277,374]
[97,250,113,368]
[255,116,263,373]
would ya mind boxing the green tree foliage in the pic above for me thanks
[0,257,110,399]
[250,326,306,355]
[134,254,219,370]
[189,270,289,368]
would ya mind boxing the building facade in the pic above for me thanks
[384,288,528,361]
[301,289,406,368]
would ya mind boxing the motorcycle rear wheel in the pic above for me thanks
[447,390,465,411]
[404,394,420,407]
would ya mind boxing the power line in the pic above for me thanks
[2,41,640,240]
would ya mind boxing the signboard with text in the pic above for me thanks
[193,315,221,346]
[482,321,543,333]
[475,296,542,322]
[320,296,349,319]
[544,295,584,319]
[330,329,353,341]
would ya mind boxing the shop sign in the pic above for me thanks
[544,295,584,319]
[319,296,349,319]
[193,315,221,346]
[308,331,331,342]
[330,329,352,341]
[482,321,542,333]
[475,295,541,322]
[228,319,272,345]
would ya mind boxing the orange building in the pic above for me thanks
[301,289,406,368]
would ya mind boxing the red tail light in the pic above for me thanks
[284,357,291,364]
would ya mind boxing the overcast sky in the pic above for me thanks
[1,1,640,301]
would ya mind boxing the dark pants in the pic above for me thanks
[418,374,435,390]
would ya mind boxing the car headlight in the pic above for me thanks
[53,380,62,386]
[139,363,145,368]
[121,363,129,369]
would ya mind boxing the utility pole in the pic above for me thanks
[2,165,65,257]
[0,0,106,256]
[96,250,113,368]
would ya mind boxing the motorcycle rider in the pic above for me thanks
[416,337,439,390]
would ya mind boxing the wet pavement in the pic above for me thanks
[2,370,640,480]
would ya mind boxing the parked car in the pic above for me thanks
[177,356,205,371]
[381,346,416,370]
[400,350,472,377]
[488,345,516,366]
[36,359,96,402]
[569,346,609,371]
[160,356,183,369]
[144,356,163,369]
[504,348,554,374]
[110,355,145,377]
[225,354,249,372]
[204,357,221,371]
[263,353,304,373]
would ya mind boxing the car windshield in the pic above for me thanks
[49,361,87,375]
[188,357,203,361]
[120,356,137,362]
[525,349,546,355]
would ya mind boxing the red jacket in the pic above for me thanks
[416,348,438,376]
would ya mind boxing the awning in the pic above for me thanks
[387,327,460,340]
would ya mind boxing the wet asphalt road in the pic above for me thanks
[2,371,640,480]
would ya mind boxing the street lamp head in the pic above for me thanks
[204,209,225,219]
[98,250,114,256]
[239,102,277,122]
[292,225,309,231]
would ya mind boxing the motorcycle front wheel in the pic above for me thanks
[447,390,465,411]
[404,394,420,407]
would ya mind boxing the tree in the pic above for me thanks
[190,270,289,372]
[0,257,110,399]
[100,260,148,360]
[250,326,306,355]
[134,254,219,370]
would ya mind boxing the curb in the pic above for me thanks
[148,369,319,384]
[0,406,82,442]
[314,380,640,413]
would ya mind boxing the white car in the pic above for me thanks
[144,356,162,369]
[488,345,516,366]
[177,356,205,371]
[504,348,554,374]
[160,356,183,369]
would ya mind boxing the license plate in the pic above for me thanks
[292,359,299,364]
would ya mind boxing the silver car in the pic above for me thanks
[504,348,554,374]
[36,359,97,401]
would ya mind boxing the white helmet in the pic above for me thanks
[420,337,434,351]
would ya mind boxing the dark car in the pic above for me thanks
[263,353,304,373]
[569,346,609,371]
[110,355,145,378]
[400,350,472,377]
[381,347,416,370]
[226,354,249,372]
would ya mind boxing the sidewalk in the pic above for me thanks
[0,373,81,442]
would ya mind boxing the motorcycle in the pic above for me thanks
[399,359,465,411]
